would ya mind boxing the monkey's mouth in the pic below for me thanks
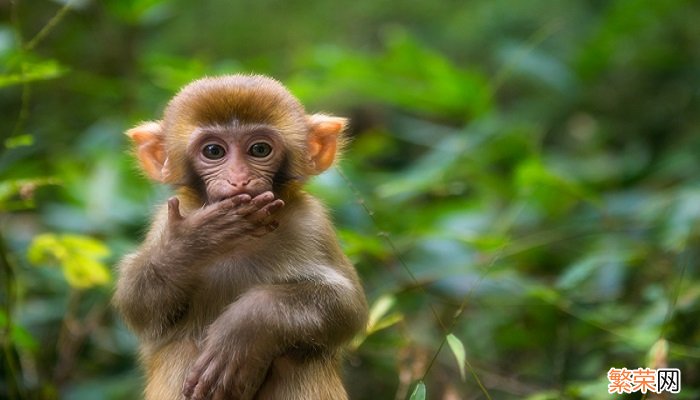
[211,189,264,203]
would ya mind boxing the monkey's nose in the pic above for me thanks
[230,178,251,187]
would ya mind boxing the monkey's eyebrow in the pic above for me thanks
[188,124,279,144]
[188,128,217,142]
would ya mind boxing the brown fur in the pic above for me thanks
[114,75,367,400]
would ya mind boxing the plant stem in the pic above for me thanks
[0,227,26,400]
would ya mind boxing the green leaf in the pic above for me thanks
[144,53,209,91]
[360,294,403,341]
[514,157,598,216]
[27,233,112,288]
[528,285,561,304]
[27,233,64,264]
[367,294,396,331]
[337,229,386,259]
[61,234,110,258]
[63,255,112,288]
[409,381,426,400]
[350,295,403,349]
[4,134,34,149]
[291,29,492,119]
[370,313,403,334]
[0,60,68,88]
[524,391,560,400]
[0,311,38,352]
[446,333,467,381]
[376,134,467,199]
[11,323,38,352]
[105,0,172,24]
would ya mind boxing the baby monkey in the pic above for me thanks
[114,75,367,400]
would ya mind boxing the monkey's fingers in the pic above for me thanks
[210,194,251,213]
[168,197,184,222]
[251,191,275,208]
[263,199,285,215]
[183,354,219,400]
[217,360,267,400]
[230,193,252,206]
[250,199,284,223]
[234,191,275,216]
[196,194,251,223]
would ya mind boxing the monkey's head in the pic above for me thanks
[126,74,346,203]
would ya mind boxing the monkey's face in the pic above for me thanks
[127,76,346,199]
[187,123,287,204]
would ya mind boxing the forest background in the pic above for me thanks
[1,0,699,399]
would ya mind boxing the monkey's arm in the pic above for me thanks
[113,205,202,339]
[244,275,368,349]
[114,193,284,339]
[183,271,367,400]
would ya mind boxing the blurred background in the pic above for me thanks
[1,0,699,399]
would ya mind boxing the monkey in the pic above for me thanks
[113,74,368,400]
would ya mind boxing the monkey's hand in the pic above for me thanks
[166,191,284,253]
[182,305,275,400]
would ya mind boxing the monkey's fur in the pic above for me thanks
[114,75,367,400]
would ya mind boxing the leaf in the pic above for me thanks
[61,234,110,258]
[556,256,602,290]
[514,157,598,216]
[527,285,561,304]
[27,233,64,264]
[349,294,403,349]
[446,333,467,381]
[4,134,34,149]
[375,117,499,200]
[647,338,668,369]
[144,53,209,91]
[11,323,38,352]
[27,233,112,289]
[497,41,575,93]
[291,29,492,119]
[105,0,172,24]
[63,255,112,288]
[367,294,396,332]
[0,311,38,352]
[0,60,68,88]
[409,381,426,400]
[337,229,386,259]
[370,313,403,334]
[375,133,467,199]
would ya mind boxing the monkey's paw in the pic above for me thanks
[182,346,270,400]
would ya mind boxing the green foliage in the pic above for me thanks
[1,0,699,399]
[409,381,426,400]
[0,311,38,353]
[0,59,68,89]
[446,334,466,381]
[353,294,403,350]
[289,28,492,120]
[27,233,111,288]
[4,134,34,149]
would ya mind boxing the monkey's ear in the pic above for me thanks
[307,114,347,174]
[126,121,169,182]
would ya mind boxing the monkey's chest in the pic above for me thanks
[188,255,273,323]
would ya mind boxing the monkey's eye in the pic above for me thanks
[202,144,226,160]
[248,142,272,158]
